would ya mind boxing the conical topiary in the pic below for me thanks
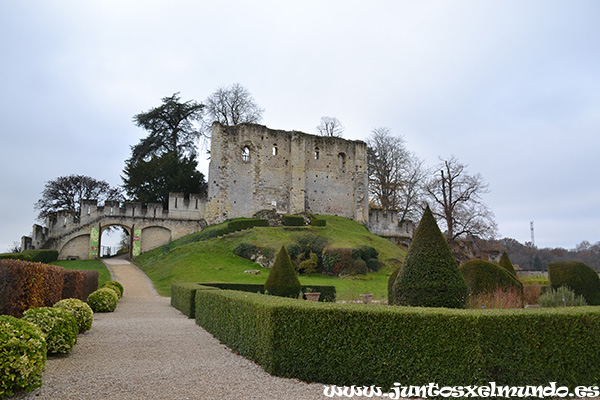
[392,205,468,308]
[264,246,302,298]
[387,266,402,305]
[498,252,517,277]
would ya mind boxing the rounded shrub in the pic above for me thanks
[460,259,523,297]
[102,281,124,298]
[21,307,78,354]
[87,288,119,313]
[54,298,94,333]
[539,285,587,308]
[264,246,302,298]
[548,261,600,305]
[392,205,468,308]
[0,316,46,397]
[498,252,517,277]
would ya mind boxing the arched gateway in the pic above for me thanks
[24,193,207,260]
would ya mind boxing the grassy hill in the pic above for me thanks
[134,215,406,301]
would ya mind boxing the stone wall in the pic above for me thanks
[205,123,369,224]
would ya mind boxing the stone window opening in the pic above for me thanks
[110,207,114,216]
[338,152,346,169]
[314,147,320,160]
[272,144,278,156]
[87,205,91,215]
[242,146,251,162]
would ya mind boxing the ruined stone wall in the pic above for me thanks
[368,209,415,240]
[205,123,369,224]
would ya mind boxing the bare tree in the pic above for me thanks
[316,116,344,137]
[367,127,426,222]
[7,241,21,253]
[35,175,123,221]
[204,83,263,129]
[425,155,497,241]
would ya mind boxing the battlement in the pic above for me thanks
[35,193,206,240]
[368,208,415,241]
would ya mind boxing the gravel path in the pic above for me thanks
[17,258,327,399]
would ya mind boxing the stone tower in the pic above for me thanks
[204,123,369,225]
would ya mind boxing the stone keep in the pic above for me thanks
[205,123,369,224]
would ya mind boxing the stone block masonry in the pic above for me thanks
[204,123,369,225]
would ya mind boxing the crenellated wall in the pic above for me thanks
[368,209,415,244]
[25,193,207,259]
[22,123,413,259]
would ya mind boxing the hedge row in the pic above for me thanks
[0,260,98,317]
[171,282,336,318]
[194,289,600,389]
[227,218,269,232]
[282,215,305,226]
[0,250,58,263]
[0,260,64,317]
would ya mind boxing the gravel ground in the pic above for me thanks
[16,259,327,400]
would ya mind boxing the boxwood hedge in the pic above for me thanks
[171,282,336,318]
[194,289,600,390]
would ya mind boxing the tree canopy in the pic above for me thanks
[131,92,204,161]
[123,93,208,206]
[367,127,425,222]
[316,116,344,137]
[35,174,122,221]
[425,155,497,241]
[204,83,263,129]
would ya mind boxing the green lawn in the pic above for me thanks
[51,259,111,287]
[135,215,406,300]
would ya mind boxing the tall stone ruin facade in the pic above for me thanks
[204,123,369,224]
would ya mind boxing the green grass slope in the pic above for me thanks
[135,215,406,300]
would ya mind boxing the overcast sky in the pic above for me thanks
[1,0,599,252]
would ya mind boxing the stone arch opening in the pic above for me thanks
[100,224,131,258]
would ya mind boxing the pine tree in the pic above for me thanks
[392,205,468,308]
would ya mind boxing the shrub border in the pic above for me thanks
[193,288,600,389]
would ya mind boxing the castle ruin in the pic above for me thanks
[24,123,412,259]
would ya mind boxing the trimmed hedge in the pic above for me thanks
[81,270,99,301]
[54,298,94,333]
[195,289,600,390]
[0,260,64,317]
[460,259,523,297]
[0,316,47,398]
[171,282,337,318]
[21,307,78,354]
[283,215,305,226]
[0,250,58,263]
[227,218,269,232]
[21,250,59,263]
[87,288,118,313]
[62,270,85,300]
[548,261,600,305]
[170,283,219,318]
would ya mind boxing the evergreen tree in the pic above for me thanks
[392,205,468,308]
[264,246,302,298]
[122,93,207,206]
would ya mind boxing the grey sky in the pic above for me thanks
[1,0,598,251]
